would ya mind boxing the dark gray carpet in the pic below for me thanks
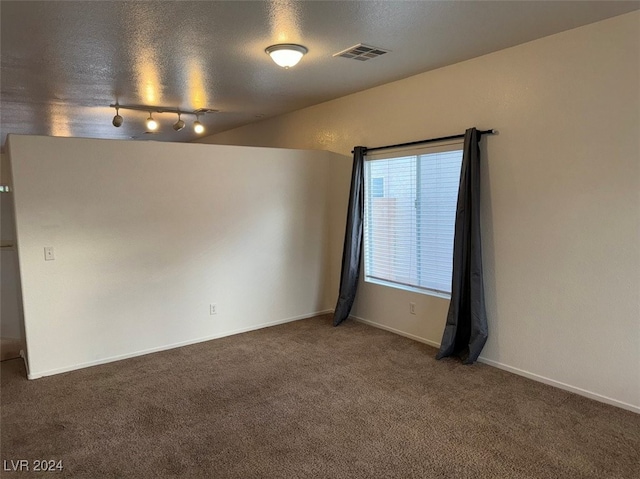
[1,315,638,478]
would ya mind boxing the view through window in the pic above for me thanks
[364,143,463,296]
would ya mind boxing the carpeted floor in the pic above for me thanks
[1,315,638,478]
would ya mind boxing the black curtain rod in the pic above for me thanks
[354,129,496,154]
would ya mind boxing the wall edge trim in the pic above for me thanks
[19,348,30,376]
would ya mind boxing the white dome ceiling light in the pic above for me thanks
[265,44,308,69]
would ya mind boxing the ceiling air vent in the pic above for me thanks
[333,43,390,61]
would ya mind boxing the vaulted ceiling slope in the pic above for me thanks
[1,1,638,149]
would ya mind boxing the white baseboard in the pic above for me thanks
[352,315,442,348]
[27,309,332,380]
[25,310,639,414]
[351,315,639,414]
[477,357,639,414]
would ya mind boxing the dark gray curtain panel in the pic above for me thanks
[333,147,365,326]
[436,128,488,364]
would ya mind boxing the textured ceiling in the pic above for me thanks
[1,1,638,149]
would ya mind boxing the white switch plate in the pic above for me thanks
[409,302,416,315]
[209,304,217,315]
[44,247,55,261]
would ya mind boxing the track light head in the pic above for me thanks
[146,113,158,131]
[193,120,205,134]
[112,106,123,127]
[173,114,185,131]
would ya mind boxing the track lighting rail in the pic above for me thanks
[109,103,218,134]
[109,104,219,116]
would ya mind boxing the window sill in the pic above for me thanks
[364,277,451,300]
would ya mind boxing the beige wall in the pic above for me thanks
[199,12,640,412]
[9,136,345,378]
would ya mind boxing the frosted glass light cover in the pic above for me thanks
[266,44,308,68]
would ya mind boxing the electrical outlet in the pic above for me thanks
[209,304,217,315]
[409,302,416,315]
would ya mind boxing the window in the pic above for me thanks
[371,177,384,198]
[364,143,463,297]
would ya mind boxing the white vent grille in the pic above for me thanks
[333,43,389,61]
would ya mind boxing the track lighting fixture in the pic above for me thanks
[109,103,218,135]
[173,114,185,131]
[146,113,158,131]
[193,117,205,134]
[265,44,308,68]
[112,106,123,127]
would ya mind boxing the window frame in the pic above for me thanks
[363,140,464,299]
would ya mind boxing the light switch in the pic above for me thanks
[44,247,55,261]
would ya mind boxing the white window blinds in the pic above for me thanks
[364,144,463,296]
